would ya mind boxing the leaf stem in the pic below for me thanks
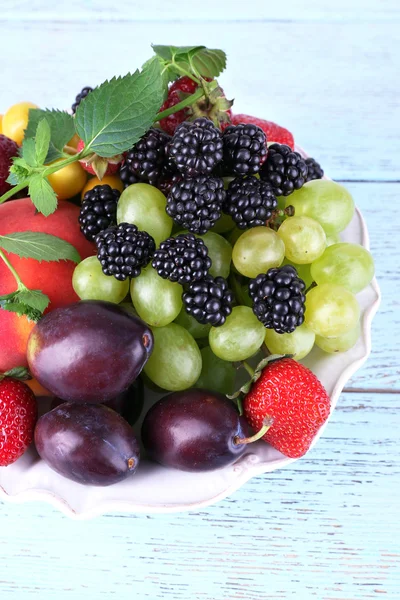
[155,88,205,121]
[171,61,201,85]
[0,248,25,289]
[0,181,29,206]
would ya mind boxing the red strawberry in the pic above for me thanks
[159,76,232,135]
[243,358,330,458]
[77,139,123,179]
[0,377,37,466]
[0,134,19,195]
[231,114,294,149]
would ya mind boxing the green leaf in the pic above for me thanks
[152,45,227,79]
[0,292,44,322]
[28,175,58,216]
[25,109,75,163]
[6,170,20,186]
[8,157,32,184]
[75,59,165,157]
[21,138,37,167]
[17,289,50,312]
[35,119,51,165]
[0,231,81,263]
[0,366,32,381]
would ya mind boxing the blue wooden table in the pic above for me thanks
[1,2,399,598]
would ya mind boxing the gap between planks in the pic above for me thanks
[343,388,400,395]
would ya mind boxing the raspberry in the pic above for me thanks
[222,123,267,176]
[260,143,308,196]
[79,184,120,241]
[183,275,234,327]
[96,223,155,281]
[71,86,93,114]
[249,265,306,334]
[305,157,324,181]
[168,118,223,177]
[224,176,277,229]
[77,139,122,177]
[152,233,211,285]
[0,134,19,196]
[166,176,225,234]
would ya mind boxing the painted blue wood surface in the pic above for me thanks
[0,2,399,598]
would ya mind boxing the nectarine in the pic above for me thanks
[0,198,95,371]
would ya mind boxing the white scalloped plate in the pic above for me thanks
[0,147,381,518]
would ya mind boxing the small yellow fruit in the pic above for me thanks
[81,174,124,199]
[48,162,87,200]
[2,102,38,145]
[67,133,81,149]
[0,115,3,135]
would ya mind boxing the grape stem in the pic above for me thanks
[242,361,255,378]
[234,416,273,445]
[306,282,317,293]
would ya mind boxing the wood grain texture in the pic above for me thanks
[1,0,400,21]
[0,21,399,181]
[0,4,397,599]
[0,393,398,599]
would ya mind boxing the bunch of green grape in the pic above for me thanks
[73,178,375,394]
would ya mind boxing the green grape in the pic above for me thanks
[264,323,315,361]
[144,323,202,391]
[278,216,326,264]
[199,231,232,278]
[72,256,129,303]
[326,233,341,247]
[305,283,360,338]
[282,258,313,289]
[209,306,265,361]
[130,265,182,327]
[117,183,173,246]
[195,346,236,395]
[310,242,375,293]
[227,227,243,247]
[232,227,285,278]
[174,307,211,339]
[212,213,235,234]
[223,176,235,189]
[315,321,361,354]
[287,180,355,235]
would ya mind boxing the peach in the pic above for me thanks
[0,198,95,371]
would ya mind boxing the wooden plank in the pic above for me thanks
[2,0,400,22]
[0,21,399,180]
[0,392,398,599]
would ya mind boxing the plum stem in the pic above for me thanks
[234,416,273,445]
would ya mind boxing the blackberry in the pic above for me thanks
[95,223,155,281]
[166,176,225,234]
[119,164,140,188]
[71,86,93,114]
[224,176,277,229]
[305,157,324,181]
[249,265,306,334]
[122,128,172,187]
[183,275,234,327]
[260,143,308,196]
[222,123,267,176]
[78,184,120,241]
[168,118,223,177]
[152,233,211,285]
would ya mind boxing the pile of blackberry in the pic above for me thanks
[120,128,173,189]
[182,275,234,327]
[79,185,120,242]
[224,176,277,229]
[152,233,211,285]
[260,144,308,196]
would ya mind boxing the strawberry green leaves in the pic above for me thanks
[152,45,227,81]
[75,58,165,157]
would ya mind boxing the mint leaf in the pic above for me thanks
[17,289,50,313]
[8,157,32,184]
[25,109,75,162]
[6,170,20,186]
[21,138,37,167]
[75,58,165,157]
[35,119,51,165]
[0,231,80,263]
[152,45,227,79]
[28,176,58,216]
[0,292,44,322]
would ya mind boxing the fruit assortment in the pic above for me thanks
[0,44,375,488]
